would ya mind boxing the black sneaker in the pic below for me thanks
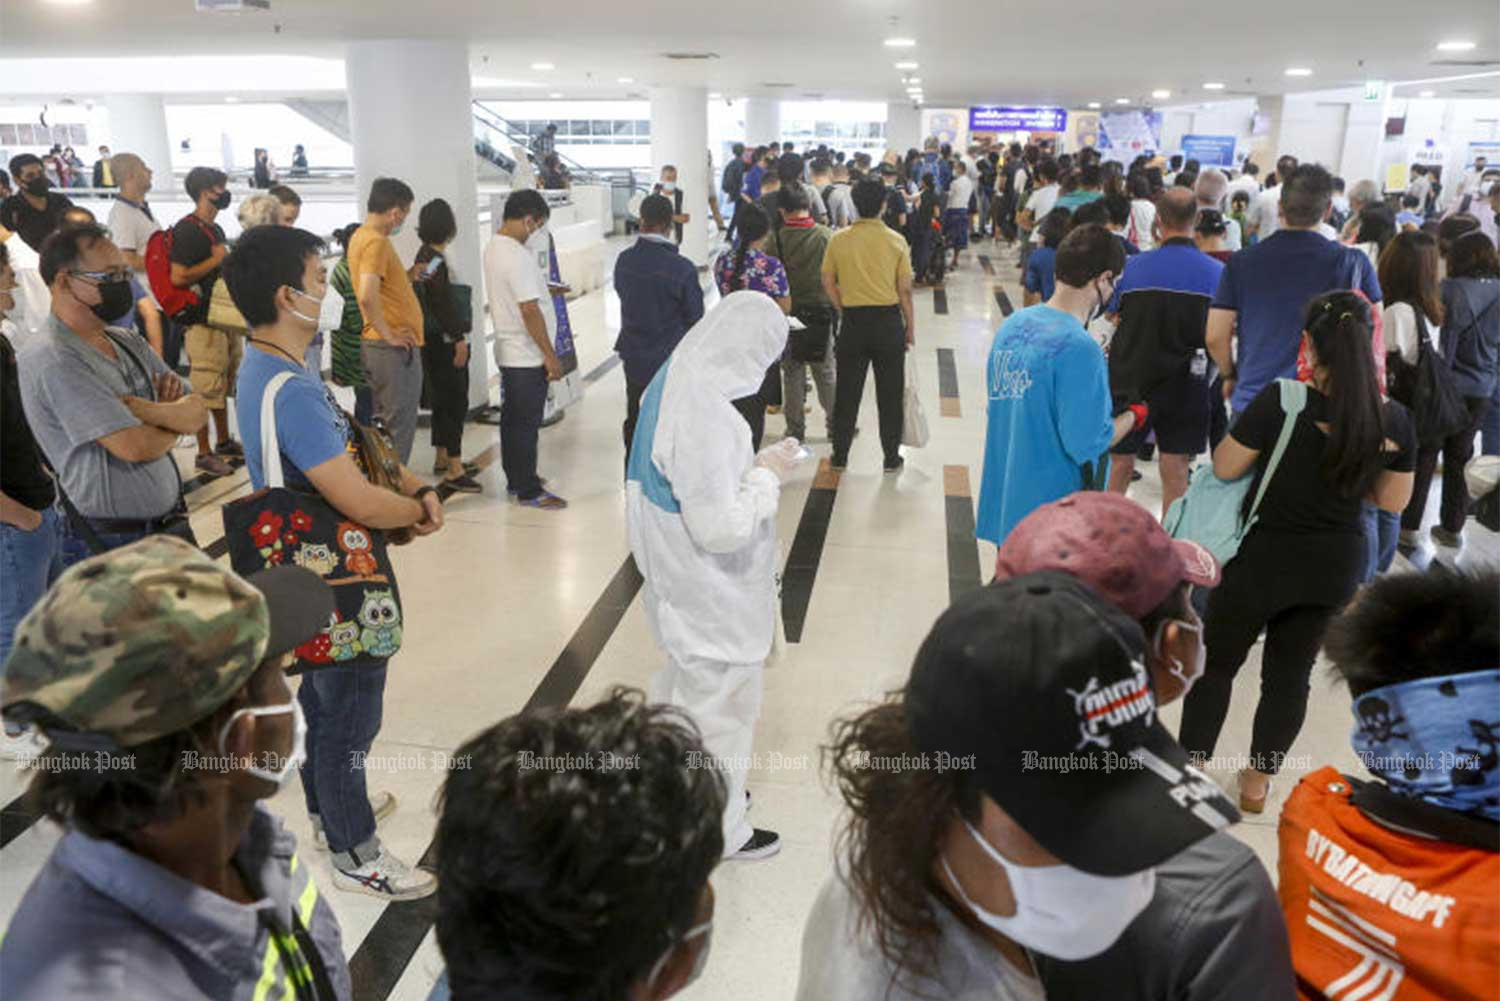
[462,460,481,476]
[731,828,781,861]
[883,456,905,474]
[829,458,848,472]
[442,473,483,494]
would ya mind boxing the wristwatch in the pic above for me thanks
[413,485,439,503]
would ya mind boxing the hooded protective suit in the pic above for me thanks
[626,291,790,854]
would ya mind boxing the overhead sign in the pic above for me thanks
[1363,80,1385,102]
[969,106,1068,133]
[1180,134,1237,168]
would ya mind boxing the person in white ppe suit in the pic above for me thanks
[626,290,798,861]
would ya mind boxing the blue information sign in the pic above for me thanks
[1180,134,1237,168]
[969,106,1068,133]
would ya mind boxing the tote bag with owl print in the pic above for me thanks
[222,372,404,670]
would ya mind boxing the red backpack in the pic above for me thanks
[145,215,216,320]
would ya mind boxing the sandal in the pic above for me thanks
[1237,770,1275,815]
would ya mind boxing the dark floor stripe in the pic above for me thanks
[205,536,229,560]
[933,287,949,315]
[978,254,995,276]
[994,289,1014,317]
[0,793,38,851]
[348,553,643,1001]
[583,354,622,384]
[781,460,841,643]
[943,465,982,604]
[936,347,960,418]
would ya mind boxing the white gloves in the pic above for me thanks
[754,437,811,482]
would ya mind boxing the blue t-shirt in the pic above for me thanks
[976,305,1114,545]
[1211,229,1380,414]
[237,346,351,491]
[1024,247,1057,300]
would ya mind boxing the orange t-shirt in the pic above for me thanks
[1277,765,1499,1001]
[347,224,424,346]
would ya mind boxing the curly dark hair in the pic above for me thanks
[824,693,983,998]
[434,687,725,1001]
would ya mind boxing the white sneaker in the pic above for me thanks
[310,791,397,850]
[0,728,48,762]
[331,847,437,901]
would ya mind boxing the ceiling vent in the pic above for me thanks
[1428,58,1499,67]
[761,82,796,89]
[662,52,720,61]
[195,0,271,10]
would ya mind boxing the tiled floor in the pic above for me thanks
[2,234,1495,1001]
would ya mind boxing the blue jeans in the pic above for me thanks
[1359,502,1399,583]
[298,660,388,866]
[499,366,548,499]
[1483,383,1500,457]
[0,508,64,666]
[60,523,151,570]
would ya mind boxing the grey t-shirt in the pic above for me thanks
[795,870,1046,1001]
[18,315,184,519]
[797,832,1294,1001]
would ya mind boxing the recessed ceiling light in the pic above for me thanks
[1418,89,1437,98]
[1088,101,1102,109]
[531,61,555,71]
[549,92,563,99]
[905,77,922,84]
[1115,98,1131,105]
[884,38,916,48]
[708,92,722,99]
[1436,40,1476,52]
[617,76,634,84]
[1152,89,1171,99]
[225,96,239,103]
[1203,82,1225,90]
[894,61,919,70]
[1285,67,1313,77]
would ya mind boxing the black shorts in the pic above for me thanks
[1113,363,1213,456]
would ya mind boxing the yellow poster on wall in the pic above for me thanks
[1385,162,1409,193]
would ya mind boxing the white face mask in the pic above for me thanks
[217,698,308,788]
[287,286,325,329]
[941,818,1155,960]
[645,920,712,994]
[1154,616,1206,694]
[661,181,677,192]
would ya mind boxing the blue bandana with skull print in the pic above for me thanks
[1350,669,1500,821]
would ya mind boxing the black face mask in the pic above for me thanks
[212,190,232,210]
[24,176,50,197]
[88,279,136,324]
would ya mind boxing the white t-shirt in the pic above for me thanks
[1027,184,1060,244]
[1127,199,1157,250]
[106,198,160,286]
[1222,215,1243,251]
[483,231,546,368]
[1227,174,1260,201]
[948,174,975,211]
[1384,301,1438,365]
[1248,185,1281,239]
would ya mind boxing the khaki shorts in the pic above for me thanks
[184,324,244,409]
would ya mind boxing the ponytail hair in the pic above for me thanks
[731,204,771,289]
[1304,291,1386,499]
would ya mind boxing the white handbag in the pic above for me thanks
[901,351,931,448]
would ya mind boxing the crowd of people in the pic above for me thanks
[0,125,1495,1001]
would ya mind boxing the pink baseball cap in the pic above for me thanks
[993,493,1220,619]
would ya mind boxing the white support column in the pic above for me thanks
[886,101,921,155]
[1246,95,1285,173]
[346,40,488,411]
[651,86,710,268]
[744,97,781,147]
[104,94,173,183]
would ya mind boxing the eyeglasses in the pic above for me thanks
[67,267,131,285]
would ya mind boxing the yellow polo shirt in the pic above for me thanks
[820,218,912,307]
[348,224,425,346]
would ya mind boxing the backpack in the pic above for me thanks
[1163,379,1307,565]
[1388,318,1472,447]
[145,215,216,321]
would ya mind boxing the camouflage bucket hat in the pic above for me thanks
[1,536,332,750]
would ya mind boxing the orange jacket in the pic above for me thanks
[1278,766,1499,1001]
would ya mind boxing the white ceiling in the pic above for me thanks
[1,0,1497,106]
